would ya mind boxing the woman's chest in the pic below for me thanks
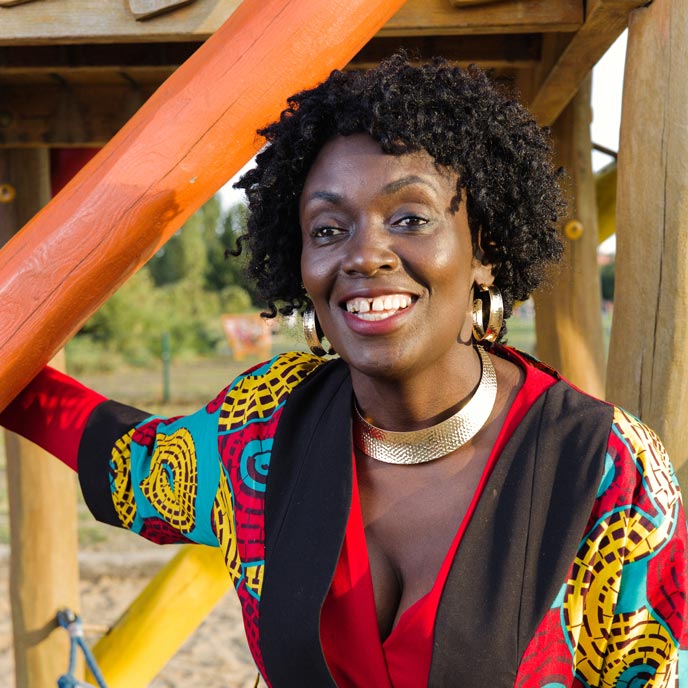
[355,448,489,638]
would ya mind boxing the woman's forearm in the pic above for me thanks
[0,366,107,471]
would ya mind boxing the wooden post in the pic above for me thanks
[606,0,688,484]
[1,148,81,686]
[533,75,606,397]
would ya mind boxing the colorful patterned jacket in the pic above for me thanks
[77,350,688,687]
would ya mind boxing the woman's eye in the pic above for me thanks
[395,215,428,228]
[312,226,345,239]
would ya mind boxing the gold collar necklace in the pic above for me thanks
[352,346,497,465]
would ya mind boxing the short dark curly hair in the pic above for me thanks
[234,54,564,331]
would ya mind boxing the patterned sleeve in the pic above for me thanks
[79,352,324,549]
[517,407,688,687]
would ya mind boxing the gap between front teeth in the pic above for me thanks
[346,295,412,314]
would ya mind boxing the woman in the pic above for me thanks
[2,56,686,687]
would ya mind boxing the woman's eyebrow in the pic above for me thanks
[303,190,342,205]
[382,175,439,196]
[303,175,438,205]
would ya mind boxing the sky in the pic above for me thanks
[591,31,627,174]
[220,33,629,253]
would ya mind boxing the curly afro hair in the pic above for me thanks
[234,54,564,334]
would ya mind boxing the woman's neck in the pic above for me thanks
[349,345,484,432]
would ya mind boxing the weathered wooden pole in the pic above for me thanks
[1,148,81,687]
[0,0,408,413]
[533,75,606,397]
[606,0,688,484]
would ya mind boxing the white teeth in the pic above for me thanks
[345,294,413,319]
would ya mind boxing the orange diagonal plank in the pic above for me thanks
[0,0,407,411]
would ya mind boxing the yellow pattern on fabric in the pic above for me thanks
[244,563,264,598]
[614,408,680,559]
[601,608,677,687]
[219,351,322,432]
[111,428,137,529]
[563,407,680,687]
[212,468,242,586]
[140,427,197,534]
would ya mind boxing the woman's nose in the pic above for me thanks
[341,224,401,276]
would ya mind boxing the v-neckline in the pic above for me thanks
[319,347,558,688]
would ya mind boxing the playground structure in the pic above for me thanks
[1,0,687,685]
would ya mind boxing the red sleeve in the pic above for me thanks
[0,367,107,472]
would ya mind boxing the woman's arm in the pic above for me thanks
[0,366,107,471]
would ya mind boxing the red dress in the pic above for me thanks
[321,350,556,686]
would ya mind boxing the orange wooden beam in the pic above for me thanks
[0,0,407,411]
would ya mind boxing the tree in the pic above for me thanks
[72,196,257,367]
[149,196,220,287]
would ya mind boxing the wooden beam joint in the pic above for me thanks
[530,0,647,125]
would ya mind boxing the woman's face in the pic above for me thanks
[299,134,493,380]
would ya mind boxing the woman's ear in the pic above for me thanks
[472,227,496,287]
[472,258,495,288]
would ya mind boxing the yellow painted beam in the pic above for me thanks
[596,162,616,245]
[87,546,231,687]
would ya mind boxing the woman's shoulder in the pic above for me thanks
[494,345,678,482]
[211,351,330,430]
[232,350,327,386]
[605,406,681,508]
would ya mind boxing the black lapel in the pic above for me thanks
[259,358,353,687]
[429,381,611,687]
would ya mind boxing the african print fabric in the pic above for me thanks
[99,352,687,687]
[106,351,323,676]
[516,407,687,687]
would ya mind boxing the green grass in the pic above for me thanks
[503,310,537,355]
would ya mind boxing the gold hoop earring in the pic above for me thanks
[303,307,335,356]
[472,284,503,343]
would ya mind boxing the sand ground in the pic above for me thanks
[0,541,266,687]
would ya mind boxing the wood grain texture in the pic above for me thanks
[0,0,241,45]
[450,0,503,5]
[351,34,540,70]
[1,149,81,687]
[529,0,645,125]
[0,0,582,45]
[0,82,158,147]
[384,0,582,36]
[606,0,688,482]
[127,0,196,21]
[0,0,43,6]
[6,356,82,687]
[533,76,606,397]
[0,0,408,411]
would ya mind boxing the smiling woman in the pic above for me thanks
[2,55,687,688]
[299,135,493,385]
